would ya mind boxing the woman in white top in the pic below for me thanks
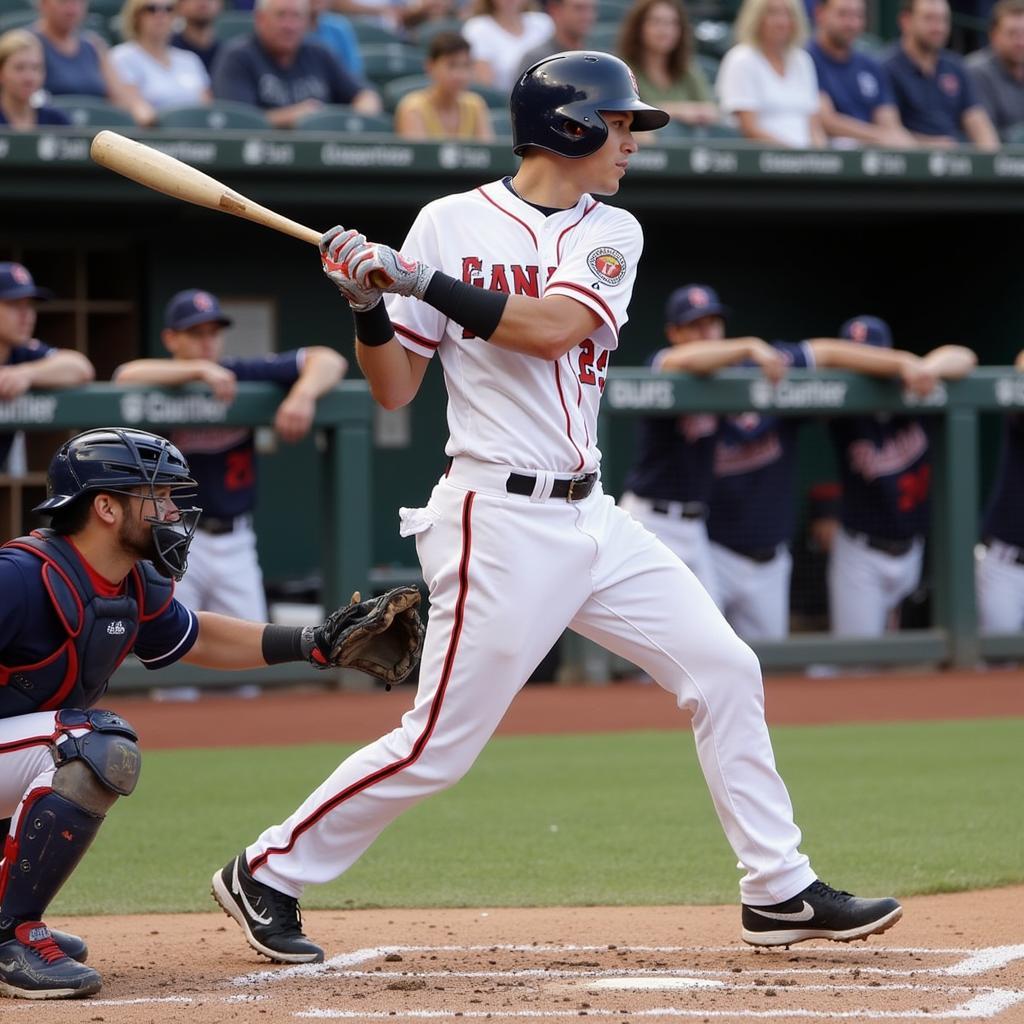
[110,0,210,110]
[462,0,553,93]
[715,0,824,148]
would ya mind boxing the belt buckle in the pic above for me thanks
[566,473,587,502]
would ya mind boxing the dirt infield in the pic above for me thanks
[7,673,1020,1021]
[16,889,1024,1023]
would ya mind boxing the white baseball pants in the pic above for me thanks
[976,541,1024,633]
[709,542,792,641]
[246,460,815,906]
[828,529,924,637]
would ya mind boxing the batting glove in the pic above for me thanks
[347,241,436,300]
[320,225,383,312]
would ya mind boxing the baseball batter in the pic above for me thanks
[0,428,418,999]
[113,289,347,620]
[827,317,975,637]
[212,51,902,966]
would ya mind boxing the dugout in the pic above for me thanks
[1,131,1022,597]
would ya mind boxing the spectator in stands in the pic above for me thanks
[308,0,364,81]
[211,0,381,127]
[33,0,156,123]
[808,0,916,146]
[616,0,719,126]
[0,262,95,471]
[172,0,223,74]
[110,0,211,109]
[967,0,1024,139]
[883,0,999,147]
[112,288,347,620]
[717,0,827,146]
[0,29,71,126]
[462,0,554,92]
[518,0,596,73]
[395,31,494,138]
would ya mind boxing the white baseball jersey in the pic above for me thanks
[385,179,642,474]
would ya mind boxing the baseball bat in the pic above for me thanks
[89,130,388,284]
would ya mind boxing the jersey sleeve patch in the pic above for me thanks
[586,247,627,287]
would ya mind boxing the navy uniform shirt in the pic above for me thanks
[211,35,362,110]
[0,545,199,679]
[708,341,814,552]
[829,415,931,540]
[982,415,1024,547]
[622,349,719,503]
[171,351,304,520]
[883,45,980,140]
[1,341,55,469]
[807,40,893,123]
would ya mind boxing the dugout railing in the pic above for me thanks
[2,371,1021,688]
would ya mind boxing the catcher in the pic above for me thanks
[0,427,423,1000]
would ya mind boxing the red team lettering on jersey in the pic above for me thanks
[387,180,642,472]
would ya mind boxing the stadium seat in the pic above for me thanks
[587,22,620,53]
[214,10,254,40]
[381,73,429,112]
[696,52,721,85]
[489,107,512,139]
[350,17,403,44]
[48,94,136,127]
[295,105,393,132]
[360,43,427,86]
[690,121,742,139]
[693,19,732,57]
[156,101,268,129]
[1005,123,1024,144]
[596,0,632,23]
[0,8,33,30]
[469,83,508,108]
[413,17,465,49]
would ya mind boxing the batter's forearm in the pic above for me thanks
[356,338,424,409]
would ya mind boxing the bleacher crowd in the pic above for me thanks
[0,0,1022,143]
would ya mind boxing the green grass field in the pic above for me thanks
[52,717,1024,916]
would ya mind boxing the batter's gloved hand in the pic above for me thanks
[346,240,436,300]
[308,586,425,687]
[320,225,383,312]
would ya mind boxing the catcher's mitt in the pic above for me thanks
[310,586,424,686]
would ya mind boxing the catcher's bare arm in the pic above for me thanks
[183,587,425,684]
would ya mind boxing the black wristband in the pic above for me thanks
[352,301,395,347]
[262,624,306,665]
[423,272,509,341]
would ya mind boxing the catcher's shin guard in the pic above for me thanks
[0,790,104,931]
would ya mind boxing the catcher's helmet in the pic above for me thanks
[34,428,201,580]
[511,51,670,159]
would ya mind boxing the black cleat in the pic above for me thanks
[211,854,324,964]
[742,879,902,947]
[0,922,102,999]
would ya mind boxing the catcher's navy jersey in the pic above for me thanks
[708,341,813,550]
[171,351,304,519]
[623,350,718,503]
[829,415,931,540]
[0,542,198,703]
[982,415,1024,547]
[1,340,55,468]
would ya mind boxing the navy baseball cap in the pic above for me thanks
[0,262,53,301]
[665,284,729,326]
[164,289,233,331]
[839,315,892,348]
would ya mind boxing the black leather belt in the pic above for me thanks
[197,515,240,536]
[729,544,781,564]
[507,471,597,501]
[651,499,707,520]
[846,528,915,557]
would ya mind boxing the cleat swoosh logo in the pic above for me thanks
[232,860,272,926]
[749,901,815,922]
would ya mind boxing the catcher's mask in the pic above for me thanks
[34,427,202,581]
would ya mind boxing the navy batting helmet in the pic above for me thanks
[35,428,201,580]
[511,51,669,159]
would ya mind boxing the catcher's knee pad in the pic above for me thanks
[53,708,142,804]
